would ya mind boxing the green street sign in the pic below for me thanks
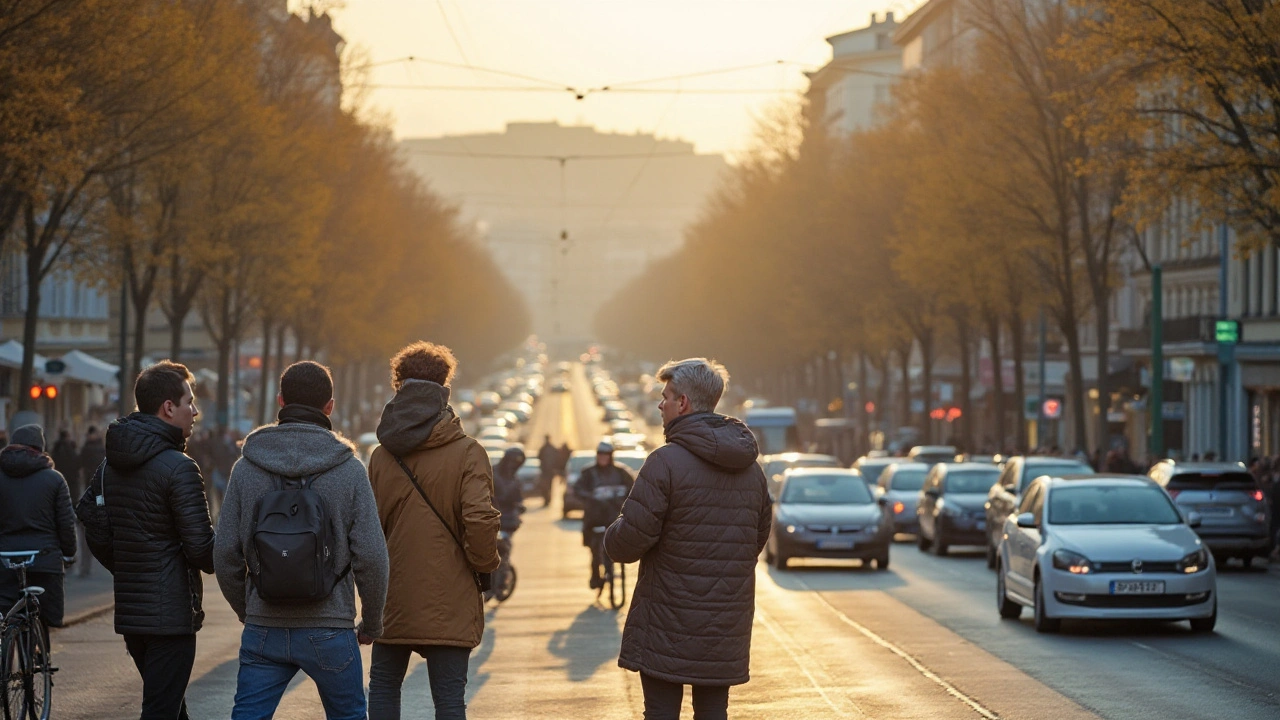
[1215,320,1240,345]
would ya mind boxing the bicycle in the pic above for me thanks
[0,550,56,720]
[485,531,517,603]
[591,526,626,610]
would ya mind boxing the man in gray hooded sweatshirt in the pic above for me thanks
[214,361,389,720]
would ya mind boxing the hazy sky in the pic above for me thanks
[314,0,924,157]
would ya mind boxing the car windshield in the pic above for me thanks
[615,456,646,473]
[944,470,999,494]
[763,457,838,478]
[781,475,873,505]
[1048,485,1183,525]
[888,469,927,491]
[1167,471,1256,491]
[1019,463,1093,492]
[567,456,594,474]
[858,462,891,485]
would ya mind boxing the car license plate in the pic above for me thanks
[1111,580,1165,594]
[976,521,986,530]
[1198,506,1232,516]
[816,539,854,550]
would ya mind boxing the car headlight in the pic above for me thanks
[1051,549,1097,575]
[1178,548,1210,574]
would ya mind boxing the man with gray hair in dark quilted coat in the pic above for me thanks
[605,357,772,720]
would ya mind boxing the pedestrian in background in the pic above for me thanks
[83,361,214,720]
[537,434,559,506]
[0,425,77,629]
[367,341,500,720]
[214,361,389,720]
[605,358,772,720]
[74,425,105,578]
[49,429,80,486]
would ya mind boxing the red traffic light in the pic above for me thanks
[27,384,57,400]
[28,385,40,400]
[864,401,876,414]
[44,385,57,400]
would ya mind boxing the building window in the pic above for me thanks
[876,33,891,50]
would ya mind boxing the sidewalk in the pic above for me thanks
[61,558,114,627]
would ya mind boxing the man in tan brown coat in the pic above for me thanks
[366,341,500,720]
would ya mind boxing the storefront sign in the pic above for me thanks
[1168,357,1195,383]
[1216,320,1240,344]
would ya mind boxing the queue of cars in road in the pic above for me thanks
[759,443,1274,635]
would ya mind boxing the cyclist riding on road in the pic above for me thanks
[575,441,634,590]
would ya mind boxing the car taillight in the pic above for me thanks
[893,502,905,515]
[1253,490,1265,502]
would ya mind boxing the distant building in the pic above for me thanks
[894,0,977,72]
[400,122,727,346]
[806,13,903,137]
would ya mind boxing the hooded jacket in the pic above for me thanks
[604,412,772,686]
[0,446,77,574]
[213,415,390,636]
[98,413,215,636]
[369,380,500,648]
[493,447,525,533]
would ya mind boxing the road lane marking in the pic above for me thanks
[755,605,864,718]
[1129,641,1279,702]
[799,578,1002,720]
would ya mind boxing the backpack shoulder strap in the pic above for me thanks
[392,455,466,554]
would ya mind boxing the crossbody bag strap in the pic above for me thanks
[392,455,468,555]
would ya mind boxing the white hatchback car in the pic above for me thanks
[996,475,1216,633]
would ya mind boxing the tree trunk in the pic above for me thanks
[1009,312,1028,452]
[955,314,974,453]
[985,310,1007,452]
[258,315,274,426]
[18,245,43,412]
[896,343,912,439]
[919,333,935,444]
[858,353,870,457]
[1059,312,1088,452]
[1093,296,1112,459]
[215,291,232,431]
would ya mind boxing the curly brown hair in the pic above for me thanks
[390,341,457,390]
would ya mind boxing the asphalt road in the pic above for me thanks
[47,364,1280,718]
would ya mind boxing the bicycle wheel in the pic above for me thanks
[26,618,50,720]
[494,564,517,602]
[1,627,25,720]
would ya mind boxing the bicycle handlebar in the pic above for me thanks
[0,550,41,569]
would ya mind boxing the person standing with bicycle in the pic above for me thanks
[575,441,634,592]
[367,341,500,720]
[0,425,77,629]
[604,358,771,720]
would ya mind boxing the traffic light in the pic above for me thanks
[27,384,58,400]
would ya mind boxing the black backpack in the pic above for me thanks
[248,474,349,603]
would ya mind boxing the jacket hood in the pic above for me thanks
[240,421,357,477]
[496,446,526,478]
[376,380,457,456]
[664,412,760,471]
[0,446,54,478]
[105,413,187,471]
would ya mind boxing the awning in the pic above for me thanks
[58,350,120,387]
[0,340,47,375]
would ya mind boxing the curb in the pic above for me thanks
[61,602,113,629]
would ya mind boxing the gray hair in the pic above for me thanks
[657,358,730,413]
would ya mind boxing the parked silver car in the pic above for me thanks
[874,462,929,535]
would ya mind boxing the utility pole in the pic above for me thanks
[1150,265,1164,461]
[117,252,129,417]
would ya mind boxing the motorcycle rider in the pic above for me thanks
[490,447,526,599]
[574,441,634,591]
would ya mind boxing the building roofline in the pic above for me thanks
[893,0,952,46]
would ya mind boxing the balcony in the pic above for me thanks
[1118,316,1216,350]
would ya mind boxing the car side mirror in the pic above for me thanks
[877,496,888,507]
[1186,511,1202,529]
[1016,512,1037,528]
[924,488,940,498]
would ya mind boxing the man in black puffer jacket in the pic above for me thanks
[0,425,77,628]
[88,361,214,720]
[605,358,771,720]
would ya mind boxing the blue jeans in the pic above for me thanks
[368,643,471,720]
[231,624,365,720]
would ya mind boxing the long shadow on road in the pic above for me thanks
[545,605,622,683]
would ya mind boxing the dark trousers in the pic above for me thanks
[0,570,64,627]
[640,673,729,720]
[123,634,196,720]
[368,643,471,720]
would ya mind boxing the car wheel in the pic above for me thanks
[934,529,949,557]
[1241,555,1253,569]
[997,562,1021,620]
[917,533,932,552]
[772,551,789,570]
[763,540,776,564]
[875,552,890,571]
[1189,601,1217,634]
[986,538,997,570]
[1033,576,1060,633]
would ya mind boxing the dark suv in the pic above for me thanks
[1148,461,1273,567]
[984,456,1094,568]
